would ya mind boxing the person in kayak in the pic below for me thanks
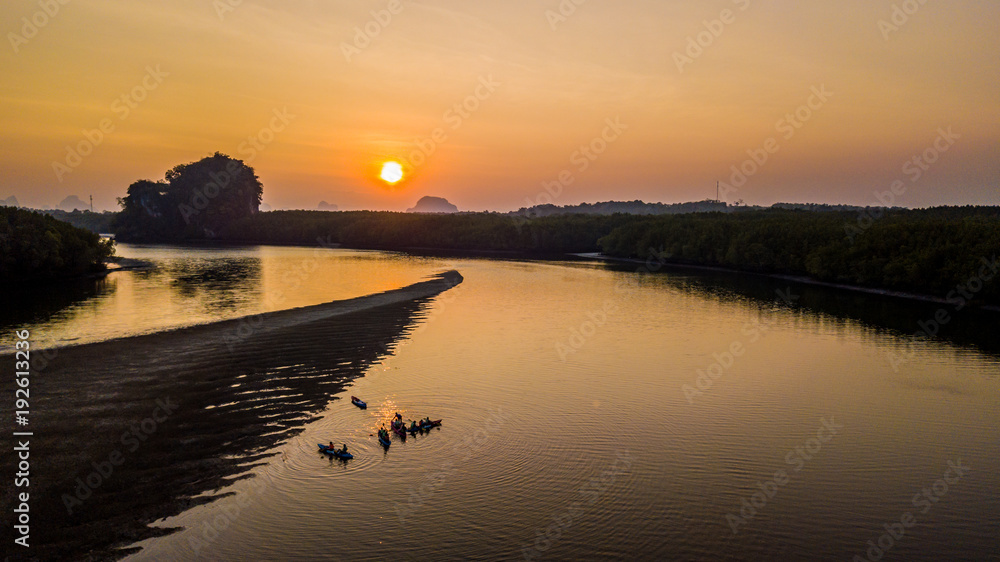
[341,443,348,454]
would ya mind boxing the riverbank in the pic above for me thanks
[0,270,462,560]
[107,236,998,311]
[574,252,1000,312]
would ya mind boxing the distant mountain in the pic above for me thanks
[260,203,272,212]
[1,195,18,207]
[57,195,89,211]
[407,196,458,214]
[317,201,339,211]
[770,202,869,212]
[512,199,729,217]
[509,200,885,217]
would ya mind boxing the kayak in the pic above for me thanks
[391,420,407,436]
[419,419,443,430]
[317,444,353,459]
[407,425,421,435]
[351,396,367,409]
[378,433,391,447]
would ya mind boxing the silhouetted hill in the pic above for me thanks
[58,195,89,211]
[1,195,18,207]
[771,202,868,212]
[511,200,883,217]
[317,201,339,211]
[513,199,729,217]
[407,196,459,213]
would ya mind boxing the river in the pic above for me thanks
[3,243,997,561]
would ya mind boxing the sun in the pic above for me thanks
[380,161,404,184]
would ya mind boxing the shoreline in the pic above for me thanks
[572,252,1000,313]
[110,238,998,311]
[0,257,156,288]
[115,237,579,261]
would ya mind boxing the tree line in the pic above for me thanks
[0,207,115,284]
[220,210,635,254]
[597,207,1000,305]
[42,209,117,234]
[220,207,999,305]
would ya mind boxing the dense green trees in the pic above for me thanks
[112,153,262,241]
[597,208,1000,305]
[43,210,117,233]
[221,211,635,254]
[221,207,999,304]
[0,207,115,283]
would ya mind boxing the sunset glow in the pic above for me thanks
[0,1,997,212]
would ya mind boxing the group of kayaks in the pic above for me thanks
[317,395,442,460]
[386,414,443,441]
[379,413,443,447]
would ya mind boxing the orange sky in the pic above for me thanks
[1,0,997,211]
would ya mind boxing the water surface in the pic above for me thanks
[9,244,998,560]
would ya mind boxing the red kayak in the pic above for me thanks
[351,396,367,409]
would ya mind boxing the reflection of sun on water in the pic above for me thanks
[379,161,403,184]
[372,397,402,432]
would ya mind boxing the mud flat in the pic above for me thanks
[0,271,462,560]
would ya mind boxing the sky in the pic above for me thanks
[1,0,998,212]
